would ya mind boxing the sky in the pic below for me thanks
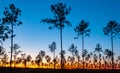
[0,0,120,60]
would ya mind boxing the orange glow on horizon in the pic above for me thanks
[0,62,120,70]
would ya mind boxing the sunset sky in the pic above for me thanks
[0,0,120,59]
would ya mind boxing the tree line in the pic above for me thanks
[0,2,120,70]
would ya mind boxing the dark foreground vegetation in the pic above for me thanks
[0,67,120,73]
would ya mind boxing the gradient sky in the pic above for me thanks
[0,0,120,59]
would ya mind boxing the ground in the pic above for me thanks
[0,67,120,73]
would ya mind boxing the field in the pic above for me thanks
[0,67,120,73]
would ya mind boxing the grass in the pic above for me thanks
[0,67,120,73]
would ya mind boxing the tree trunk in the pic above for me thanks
[10,24,13,73]
[99,52,100,69]
[105,60,106,69]
[82,35,84,69]
[110,26,114,69]
[53,50,55,69]
[77,56,79,68]
[60,27,63,69]
[14,54,16,68]
[71,54,74,68]
[119,62,120,70]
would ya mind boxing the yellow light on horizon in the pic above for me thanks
[0,62,120,70]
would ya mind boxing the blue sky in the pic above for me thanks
[0,0,120,59]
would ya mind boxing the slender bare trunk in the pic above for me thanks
[82,35,84,69]
[54,50,55,69]
[111,30,114,69]
[14,54,16,68]
[10,24,13,73]
[119,62,120,70]
[60,27,63,69]
[99,52,100,69]
[71,54,74,68]
[77,56,79,68]
[105,60,106,69]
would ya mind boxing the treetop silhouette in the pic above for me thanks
[74,20,90,39]
[41,2,71,30]
[103,20,118,37]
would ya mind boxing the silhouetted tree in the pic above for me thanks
[74,20,90,69]
[0,19,9,66]
[104,49,113,69]
[103,56,107,69]
[1,53,8,66]
[21,53,26,68]
[68,43,77,67]
[85,53,90,68]
[39,50,45,58]
[0,46,8,66]
[13,43,22,67]
[26,55,32,67]
[103,20,118,69]
[75,50,80,68]
[89,52,94,69]
[2,4,22,68]
[41,3,71,69]
[59,50,66,68]
[16,57,22,65]
[93,54,98,68]
[45,55,51,68]
[67,56,71,66]
[94,43,103,69]
[35,54,42,66]
[39,50,45,66]
[82,49,88,68]
[49,42,56,69]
